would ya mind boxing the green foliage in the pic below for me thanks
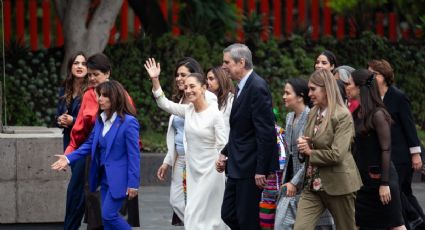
[329,0,388,13]
[179,0,238,42]
[329,0,425,31]
[4,42,63,126]
[140,129,167,153]
[4,32,425,152]
[418,128,425,146]
[104,34,223,134]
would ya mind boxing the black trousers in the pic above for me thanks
[395,164,425,229]
[221,177,262,230]
[63,158,86,230]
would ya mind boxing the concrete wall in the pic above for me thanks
[0,127,169,223]
[0,129,69,223]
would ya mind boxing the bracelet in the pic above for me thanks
[154,91,165,99]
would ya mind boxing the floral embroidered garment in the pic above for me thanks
[304,113,324,191]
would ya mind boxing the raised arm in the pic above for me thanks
[144,57,162,92]
[144,58,186,117]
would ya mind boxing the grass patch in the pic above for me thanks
[141,129,167,153]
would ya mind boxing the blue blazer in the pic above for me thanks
[67,114,141,199]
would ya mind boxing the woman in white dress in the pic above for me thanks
[145,58,229,230]
[155,57,217,225]
[206,66,234,139]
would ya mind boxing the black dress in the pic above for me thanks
[353,109,404,228]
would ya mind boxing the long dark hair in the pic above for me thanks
[206,66,235,110]
[95,80,136,121]
[61,51,88,107]
[171,57,204,102]
[351,69,392,134]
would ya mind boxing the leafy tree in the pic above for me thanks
[329,0,425,32]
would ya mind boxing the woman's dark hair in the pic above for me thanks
[315,50,337,72]
[367,59,394,86]
[186,73,207,86]
[286,78,310,106]
[87,53,112,74]
[61,51,88,107]
[95,80,136,121]
[206,66,235,111]
[171,57,204,102]
[351,69,392,134]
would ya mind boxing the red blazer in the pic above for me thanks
[64,87,98,154]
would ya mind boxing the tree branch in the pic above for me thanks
[60,0,91,75]
[54,0,68,23]
[128,0,168,37]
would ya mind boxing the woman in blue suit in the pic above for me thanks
[52,80,140,230]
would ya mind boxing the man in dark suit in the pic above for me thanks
[216,43,278,230]
[368,59,424,230]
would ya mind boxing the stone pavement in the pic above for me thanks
[78,186,184,230]
[1,183,424,229]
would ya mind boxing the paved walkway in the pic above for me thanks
[1,183,424,229]
[88,183,425,230]
[78,186,183,230]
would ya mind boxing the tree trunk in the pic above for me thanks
[56,0,123,76]
[128,0,168,37]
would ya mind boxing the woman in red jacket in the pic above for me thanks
[65,53,140,229]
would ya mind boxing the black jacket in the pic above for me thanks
[383,86,421,165]
[222,71,278,178]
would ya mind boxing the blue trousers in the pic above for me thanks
[100,168,131,230]
[64,158,86,230]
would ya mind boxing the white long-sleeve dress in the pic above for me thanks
[220,93,234,141]
[154,89,229,230]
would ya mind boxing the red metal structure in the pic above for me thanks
[2,0,421,51]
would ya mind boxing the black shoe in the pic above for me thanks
[409,217,424,230]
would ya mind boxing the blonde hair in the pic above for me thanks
[309,69,348,134]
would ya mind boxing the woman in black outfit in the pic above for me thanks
[349,69,406,229]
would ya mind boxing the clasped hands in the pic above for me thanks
[215,153,268,189]
[297,136,312,156]
[57,114,73,128]
[215,153,227,173]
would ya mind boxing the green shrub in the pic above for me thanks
[4,32,425,153]
[4,43,63,126]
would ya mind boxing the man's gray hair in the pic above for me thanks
[223,43,253,70]
[334,65,355,84]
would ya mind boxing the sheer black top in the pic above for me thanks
[353,109,391,185]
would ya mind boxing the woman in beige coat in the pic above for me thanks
[295,69,362,230]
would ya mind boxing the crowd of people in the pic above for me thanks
[51,43,424,230]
